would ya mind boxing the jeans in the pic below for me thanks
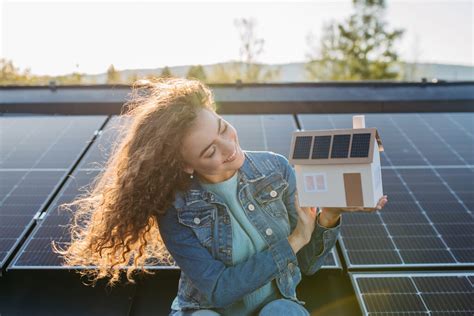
[170,298,310,316]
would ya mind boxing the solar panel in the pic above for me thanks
[293,136,312,159]
[350,272,474,315]
[76,116,132,169]
[331,134,351,158]
[0,116,107,269]
[312,135,331,159]
[222,114,298,158]
[9,116,175,269]
[298,113,474,268]
[0,170,65,268]
[299,112,473,167]
[350,133,371,158]
[0,116,107,169]
[339,167,474,268]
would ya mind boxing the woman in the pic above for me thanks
[53,77,388,316]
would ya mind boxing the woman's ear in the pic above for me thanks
[183,165,194,175]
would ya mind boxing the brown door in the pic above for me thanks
[343,173,364,206]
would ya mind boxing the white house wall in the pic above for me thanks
[295,153,385,209]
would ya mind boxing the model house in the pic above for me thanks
[289,115,384,209]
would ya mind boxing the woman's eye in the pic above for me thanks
[207,124,228,158]
[208,149,216,158]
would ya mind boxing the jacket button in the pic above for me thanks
[265,228,273,236]
[270,190,277,197]
[193,217,201,224]
[288,262,295,272]
[248,204,255,211]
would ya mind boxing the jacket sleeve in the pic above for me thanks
[156,205,299,308]
[272,152,341,276]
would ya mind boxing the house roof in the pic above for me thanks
[289,127,384,165]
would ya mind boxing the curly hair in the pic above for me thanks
[52,77,218,287]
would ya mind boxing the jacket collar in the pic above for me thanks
[173,150,265,209]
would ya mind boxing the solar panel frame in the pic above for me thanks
[350,133,371,158]
[350,272,474,316]
[298,113,474,269]
[330,134,351,158]
[293,136,313,159]
[0,170,67,269]
[298,112,474,167]
[0,116,107,269]
[311,135,332,159]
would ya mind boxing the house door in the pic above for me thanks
[343,173,364,206]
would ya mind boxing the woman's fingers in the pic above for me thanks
[347,195,389,212]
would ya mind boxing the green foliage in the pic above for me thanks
[160,66,173,78]
[186,65,207,81]
[306,0,404,80]
[0,58,84,85]
[207,18,280,83]
[106,64,121,84]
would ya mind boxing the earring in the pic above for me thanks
[190,172,194,179]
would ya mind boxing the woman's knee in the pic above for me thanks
[258,298,309,316]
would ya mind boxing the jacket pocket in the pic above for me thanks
[177,205,215,248]
[254,173,289,217]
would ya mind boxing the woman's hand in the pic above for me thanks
[319,195,389,227]
[288,192,318,253]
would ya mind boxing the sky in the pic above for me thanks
[1,0,473,76]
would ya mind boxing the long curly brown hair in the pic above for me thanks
[52,77,218,287]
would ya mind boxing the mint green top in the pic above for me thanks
[200,170,281,315]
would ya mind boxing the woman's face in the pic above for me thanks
[180,108,245,183]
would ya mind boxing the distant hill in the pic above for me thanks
[83,61,474,83]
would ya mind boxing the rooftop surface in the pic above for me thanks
[1,83,473,315]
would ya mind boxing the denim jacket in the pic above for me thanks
[157,150,341,313]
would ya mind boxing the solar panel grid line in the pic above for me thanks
[298,113,473,268]
[311,135,332,159]
[350,133,372,158]
[0,116,108,269]
[446,114,474,139]
[350,272,474,316]
[28,120,75,169]
[388,116,472,216]
[0,170,75,268]
[417,114,470,168]
[330,134,351,158]
[0,123,35,165]
[259,115,268,150]
[367,156,456,265]
[385,117,469,264]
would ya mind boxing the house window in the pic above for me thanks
[304,173,328,193]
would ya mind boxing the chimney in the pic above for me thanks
[353,115,365,129]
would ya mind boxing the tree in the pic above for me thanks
[233,17,280,83]
[126,73,140,84]
[106,64,121,84]
[305,0,404,80]
[208,18,279,83]
[186,65,207,82]
[0,58,33,84]
[160,66,173,78]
